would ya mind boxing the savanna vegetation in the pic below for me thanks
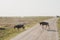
[57,17,60,40]
[0,16,52,40]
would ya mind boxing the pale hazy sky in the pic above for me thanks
[0,0,60,16]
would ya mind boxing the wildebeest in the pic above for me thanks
[56,16,60,18]
[40,22,50,29]
[0,28,5,30]
[14,24,25,30]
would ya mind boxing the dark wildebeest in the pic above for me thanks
[40,22,50,29]
[56,16,60,18]
[14,24,25,30]
[0,28,5,30]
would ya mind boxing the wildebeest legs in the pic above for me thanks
[42,25,44,29]
[46,25,50,30]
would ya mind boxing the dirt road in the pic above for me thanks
[10,18,59,40]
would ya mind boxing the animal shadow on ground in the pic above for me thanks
[47,29,56,32]
[0,28,5,30]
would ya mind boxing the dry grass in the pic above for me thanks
[57,18,60,40]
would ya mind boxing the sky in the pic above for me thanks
[0,0,60,17]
